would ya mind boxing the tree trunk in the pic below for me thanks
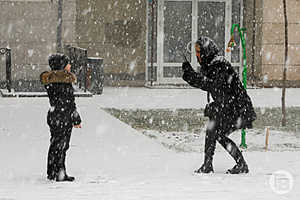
[251,0,256,87]
[150,0,156,86]
[57,0,63,53]
[281,0,288,126]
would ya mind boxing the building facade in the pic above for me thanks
[256,0,300,87]
[0,0,299,90]
[0,0,76,91]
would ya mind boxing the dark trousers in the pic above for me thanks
[204,119,245,165]
[47,127,72,179]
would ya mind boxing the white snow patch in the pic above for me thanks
[28,49,34,57]
[263,74,268,83]
[82,7,91,16]
[266,52,272,61]
[129,59,136,72]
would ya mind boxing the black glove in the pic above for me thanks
[182,61,193,72]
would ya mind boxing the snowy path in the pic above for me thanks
[0,93,299,199]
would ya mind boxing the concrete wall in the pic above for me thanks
[260,0,300,87]
[0,0,76,91]
[76,0,147,87]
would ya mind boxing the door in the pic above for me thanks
[147,0,237,85]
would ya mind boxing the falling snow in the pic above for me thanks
[0,0,299,199]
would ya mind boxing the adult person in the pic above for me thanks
[182,36,256,174]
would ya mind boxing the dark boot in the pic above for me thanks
[56,175,75,182]
[194,162,214,174]
[194,155,214,174]
[226,148,249,174]
[217,134,249,174]
[47,175,55,181]
[56,169,75,182]
[226,162,249,174]
[195,127,217,174]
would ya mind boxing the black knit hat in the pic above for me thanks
[48,53,70,70]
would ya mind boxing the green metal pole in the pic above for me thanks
[229,24,247,149]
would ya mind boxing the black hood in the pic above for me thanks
[48,53,70,71]
[195,36,220,66]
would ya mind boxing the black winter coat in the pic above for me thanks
[40,70,81,130]
[182,37,256,130]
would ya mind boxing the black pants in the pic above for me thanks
[47,127,72,179]
[204,119,245,165]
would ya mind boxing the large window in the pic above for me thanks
[147,0,243,84]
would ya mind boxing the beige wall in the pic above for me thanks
[0,0,76,82]
[76,0,147,86]
[261,0,300,86]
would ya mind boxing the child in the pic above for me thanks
[182,36,256,174]
[40,53,82,181]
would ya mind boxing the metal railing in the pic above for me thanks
[0,48,12,93]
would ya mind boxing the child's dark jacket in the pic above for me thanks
[40,70,81,130]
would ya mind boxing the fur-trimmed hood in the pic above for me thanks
[40,70,76,85]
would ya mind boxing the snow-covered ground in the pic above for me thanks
[0,87,299,200]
